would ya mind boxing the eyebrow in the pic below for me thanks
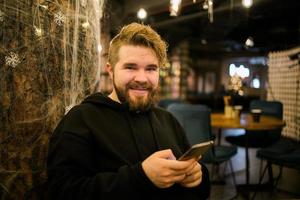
[123,63,159,68]
[123,63,137,67]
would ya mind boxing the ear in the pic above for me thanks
[106,63,113,80]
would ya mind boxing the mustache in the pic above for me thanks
[127,81,153,90]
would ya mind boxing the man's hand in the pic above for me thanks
[141,149,201,188]
[177,161,202,188]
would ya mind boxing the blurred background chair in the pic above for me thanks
[225,100,283,189]
[226,100,283,148]
[225,100,283,148]
[167,103,237,188]
[251,137,300,199]
[157,98,185,109]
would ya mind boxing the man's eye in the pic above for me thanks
[147,67,158,71]
[125,66,134,70]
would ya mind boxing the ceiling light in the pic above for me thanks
[242,0,253,8]
[245,37,254,47]
[137,8,147,20]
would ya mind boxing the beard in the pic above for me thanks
[113,78,158,112]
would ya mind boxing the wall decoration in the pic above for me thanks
[0,0,106,198]
[5,52,21,68]
[267,47,300,140]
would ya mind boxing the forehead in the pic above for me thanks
[118,45,159,64]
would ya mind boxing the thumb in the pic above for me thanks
[155,149,176,160]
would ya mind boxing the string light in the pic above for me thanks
[245,36,254,47]
[5,52,21,68]
[202,0,214,22]
[169,0,182,16]
[242,0,253,8]
[97,44,102,53]
[208,0,213,23]
[137,8,147,20]
[82,21,90,29]
[203,0,208,9]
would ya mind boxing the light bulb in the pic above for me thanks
[137,8,147,20]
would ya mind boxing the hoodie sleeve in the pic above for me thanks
[47,107,154,200]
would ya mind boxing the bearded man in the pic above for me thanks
[47,22,211,200]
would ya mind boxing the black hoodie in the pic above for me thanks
[47,93,210,200]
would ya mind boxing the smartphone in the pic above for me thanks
[178,140,214,161]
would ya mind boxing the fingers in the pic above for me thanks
[142,149,203,189]
[180,172,202,187]
[179,162,203,188]
[154,149,176,159]
[168,157,198,171]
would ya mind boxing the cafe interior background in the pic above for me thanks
[0,0,299,199]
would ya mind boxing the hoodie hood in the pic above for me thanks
[82,92,129,111]
[82,92,153,113]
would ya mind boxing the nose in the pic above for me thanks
[134,69,147,82]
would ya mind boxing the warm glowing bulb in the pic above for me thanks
[137,8,147,19]
[170,0,182,16]
[242,0,253,8]
[97,44,102,52]
[245,37,254,47]
[82,21,90,29]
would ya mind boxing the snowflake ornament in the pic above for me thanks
[0,10,4,22]
[5,52,21,68]
[54,11,65,26]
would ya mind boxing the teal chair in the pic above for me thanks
[167,103,237,187]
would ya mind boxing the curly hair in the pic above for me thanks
[108,22,168,68]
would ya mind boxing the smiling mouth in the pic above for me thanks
[129,88,149,96]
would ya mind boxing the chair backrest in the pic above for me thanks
[250,100,283,119]
[158,98,184,109]
[167,103,213,145]
[249,100,283,143]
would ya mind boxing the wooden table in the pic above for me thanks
[211,113,285,187]
[211,113,285,131]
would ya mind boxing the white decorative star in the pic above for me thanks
[0,10,4,22]
[5,52,21,68]
[54,11,65,26]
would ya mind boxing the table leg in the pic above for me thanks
[245,132,250,185]
[245,147,250,185]
[217,128,222,146]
